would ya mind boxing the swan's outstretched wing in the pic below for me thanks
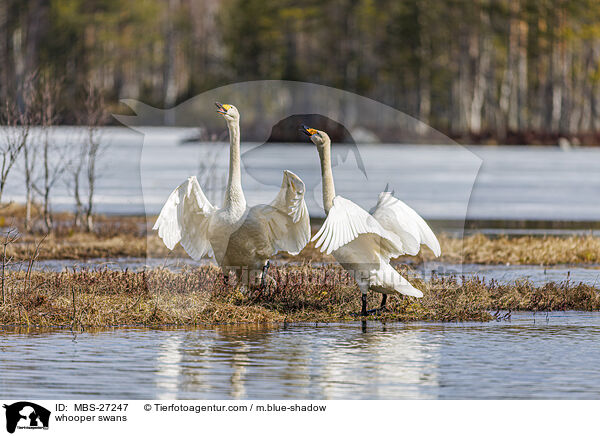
[370,191,441,257]
[312,196,404,256]
[153,176,217,260]
[257,170,311,256]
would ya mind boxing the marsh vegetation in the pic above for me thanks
[1,264,599,327]
[2,205,599,327]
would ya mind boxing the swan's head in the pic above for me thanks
[215,102,240,122]
[300,125,330,147]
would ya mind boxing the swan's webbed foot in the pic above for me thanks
[359,294,389,316]
[365,306,389,315]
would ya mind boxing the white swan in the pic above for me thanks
[300,125,441,315]
[153,103,310,287]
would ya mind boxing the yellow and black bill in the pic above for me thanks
[215,102,231,115]
[300,125,317,136]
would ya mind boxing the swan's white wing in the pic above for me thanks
[259,170,310,255]
[370,191,441,257]
[152,176,217,260]
[312,196,404,256]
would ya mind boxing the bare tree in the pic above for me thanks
[33,76,68,232]
[65,130,86,228]
[0,97,31,204]
[20,75,39,231]
[79,83,108,232]
[23,129,39,231]
[469,9,491,135]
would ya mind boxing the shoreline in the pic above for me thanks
[6,232,600,265]
[0,312,586,331]
[10,125,600,147]
[3,204,600,266]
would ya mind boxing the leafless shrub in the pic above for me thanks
[32,75,69,232]
[24,234,46,294]
[76,83,108,232]
[71,83,109,232]
[1,227,19,305]
[0,77,35,205]
[64,129,86,227]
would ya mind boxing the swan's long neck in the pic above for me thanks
[224,119,246,210]
[318,139,335,214]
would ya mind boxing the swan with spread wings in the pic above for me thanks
[301,125,441,315]
[153,103,310,287]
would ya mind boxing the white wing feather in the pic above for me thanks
[370,191,441,257]
[261,170,311,255]
[312,196,404,256]
[152,176,217,260]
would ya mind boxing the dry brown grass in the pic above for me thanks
[288,232,600,266]
[6,231,600,266]
[438,233,600,265]
[1,264,599,327]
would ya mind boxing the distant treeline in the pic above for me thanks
[2,0,600,143]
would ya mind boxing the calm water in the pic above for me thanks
[1,312,600,399]
[4,127,600,221]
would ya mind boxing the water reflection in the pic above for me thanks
[2,313,600,399]
[155,336,182,399]
[149,323,442,399]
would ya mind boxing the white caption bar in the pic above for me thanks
[0,400,596,436]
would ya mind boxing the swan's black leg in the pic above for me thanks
[381,294,387,309]
[259,261,270,290]
[350,293,369,316]
[361,294,368,316]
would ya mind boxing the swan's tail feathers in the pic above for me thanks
[395,280,424,298]
[371,261,424,298]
